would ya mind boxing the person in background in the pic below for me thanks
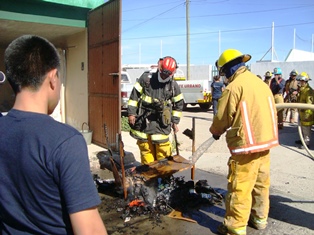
[211,75,225,115]
[283,69,298,124]
[263,71,272,86]
[270,67,286,129]
[128,56,184,165]
[294,72,314,149]
[0,35,107,235]
[210,49,279,235]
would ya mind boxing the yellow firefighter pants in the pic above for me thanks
[223,150,270,235]
[274,94,284,124]
[137,135,171,165]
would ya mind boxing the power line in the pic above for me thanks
[123,4,314,21]
[123,21,314,40]
[296,33,312,43]
[122,1,183,12]
[122,2,185,33]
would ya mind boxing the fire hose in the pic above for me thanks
[275,103,314,160]
[189,102,314,164]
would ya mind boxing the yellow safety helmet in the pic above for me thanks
[217,49,251,72]
[265,71,272,78]
[297,72,310,81]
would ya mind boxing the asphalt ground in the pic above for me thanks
[88,107,314,235]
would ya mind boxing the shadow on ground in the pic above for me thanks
[269,194,314,231]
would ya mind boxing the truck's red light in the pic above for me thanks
[121,91,128,98]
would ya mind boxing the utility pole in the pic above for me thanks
[293,28,296,49]
[139,43,141,64]
[186,0,190,80]
[271,22,274,61]
[218,30,221,57]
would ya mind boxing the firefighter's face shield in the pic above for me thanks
[160,69,173,80]
[218,66,226,77]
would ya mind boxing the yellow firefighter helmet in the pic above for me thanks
[217,49,251,72]
[265,71,272,78]
[297,72,310,81]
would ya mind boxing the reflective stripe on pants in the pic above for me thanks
[224,150,270,234]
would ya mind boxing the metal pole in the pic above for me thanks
[312,34,314,52]
[293,28,296,49]
[271,22,274,62]
[186,0,190,80]
[218,30,221,57]
[139,43,141,64]
[191,117,195,180]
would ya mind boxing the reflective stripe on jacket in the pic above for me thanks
[210,67,279,155]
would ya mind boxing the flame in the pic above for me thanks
[129,199,145,207]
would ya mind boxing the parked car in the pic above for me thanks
[121,71,134,110]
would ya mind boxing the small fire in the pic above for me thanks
[128,199,145,207]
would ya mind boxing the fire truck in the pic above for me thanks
[173,69,211,110]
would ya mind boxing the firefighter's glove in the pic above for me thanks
[161,106,171,127]
[128,115,136,125]
[212,134,220,140]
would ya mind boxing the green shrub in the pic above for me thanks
[121,116,131,132]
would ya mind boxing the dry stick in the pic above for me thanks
[119,134,127,200]
[174,132,180,156]
[104,123,121,187]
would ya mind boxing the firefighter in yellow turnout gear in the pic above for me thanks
[294,72,314,148]
[209,49,279,235]
[127,56,184,165]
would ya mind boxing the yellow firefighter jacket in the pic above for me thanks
[297,83,314,126]
[210,67,279,155]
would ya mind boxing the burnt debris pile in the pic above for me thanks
[94,173,224,223]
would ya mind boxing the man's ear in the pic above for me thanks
[48,69,58,90]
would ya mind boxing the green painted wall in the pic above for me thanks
[0,0,107,27]
[43,0,106,9]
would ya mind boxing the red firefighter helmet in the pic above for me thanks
[158,56,177,77]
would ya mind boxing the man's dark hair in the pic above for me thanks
[4,35,60,93]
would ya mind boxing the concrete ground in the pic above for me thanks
[87,108,314,235]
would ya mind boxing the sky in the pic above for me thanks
[121,0,314,67]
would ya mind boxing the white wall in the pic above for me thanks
[177,65,213,81]
[65,30,88,130]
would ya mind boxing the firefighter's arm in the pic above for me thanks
[171,81,184,125]
[278,79,285,89]
[127,80,143,118]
